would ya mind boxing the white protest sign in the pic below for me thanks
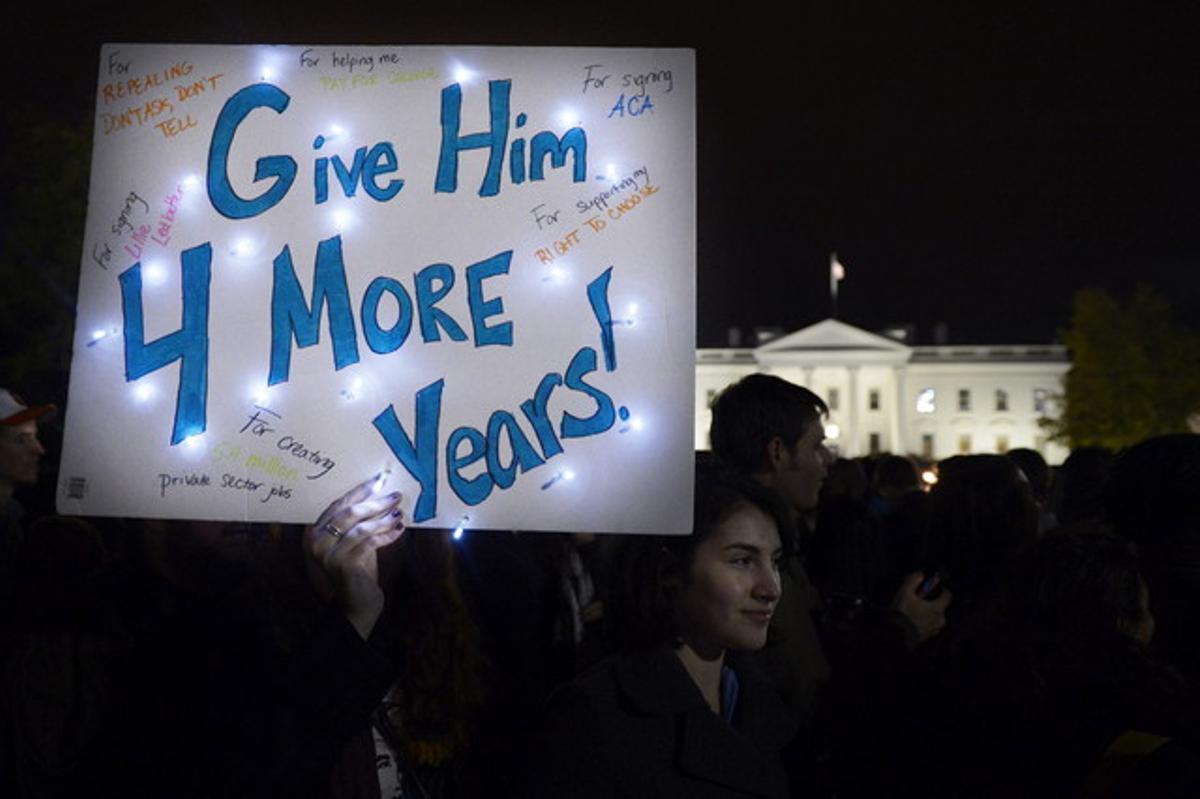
[58,44,695,534]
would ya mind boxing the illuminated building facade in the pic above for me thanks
[695,319,1070,464]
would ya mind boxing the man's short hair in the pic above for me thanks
[709,374,828,473]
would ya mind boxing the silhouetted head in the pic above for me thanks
[709,374,833,513]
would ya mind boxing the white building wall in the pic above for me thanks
[904,362,1068,463]
[694,331,1070,464]
[695,360,757,450]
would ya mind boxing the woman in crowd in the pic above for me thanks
[925,454,1039,636]
[917,528,1200,797]
[528,458,797,797]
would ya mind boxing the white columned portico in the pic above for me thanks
[751,319,915,461]
[891,365,907,454]
[846,365,860,455]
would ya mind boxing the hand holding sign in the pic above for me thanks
[305,473,405,639]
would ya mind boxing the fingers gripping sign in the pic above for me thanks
[306,472,406,639]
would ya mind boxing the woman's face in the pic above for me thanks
[671,503,783,658]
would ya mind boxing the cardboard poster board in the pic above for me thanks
[58,44,695,534]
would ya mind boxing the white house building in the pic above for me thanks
[695,319,1070,464]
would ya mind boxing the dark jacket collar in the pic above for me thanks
[615,647,796,797]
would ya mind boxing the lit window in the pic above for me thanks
[827,388,840,411]
[996,435,1009,454]
[995,389,1009,412]
[868,389,880,411]
[916,388,936,414]
[958,389,971,412]
[1033,388,1048,414]
[958,434,972,454]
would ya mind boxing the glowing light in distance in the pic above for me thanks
[87,326,119,348]
[143,261,167,286]
[341,376,364,401]
[541,468,577,490]
[257,49,285,83]
[452,514,469,540]
[616,302,639,327]
[922,469,939,487]
[824,423,841,440]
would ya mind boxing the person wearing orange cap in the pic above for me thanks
[1,388,55,619]
[0,387,52,492]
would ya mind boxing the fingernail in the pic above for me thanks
[391,509,403,518]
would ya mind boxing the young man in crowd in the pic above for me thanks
[708,375,949,731]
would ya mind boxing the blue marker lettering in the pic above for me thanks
[361,277,414,354]
[446,426,492,506]
[207,83,296,219]
[560,346,616,438]
[120,243,212,445]
[373,379,443,523]
[269,235,360,385]
[486,410,545,489]
[414,263,468,343]
[465,250,513,347]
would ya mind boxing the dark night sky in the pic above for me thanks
[9,2,1200,346]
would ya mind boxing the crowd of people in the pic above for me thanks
[1,378,1199,797]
